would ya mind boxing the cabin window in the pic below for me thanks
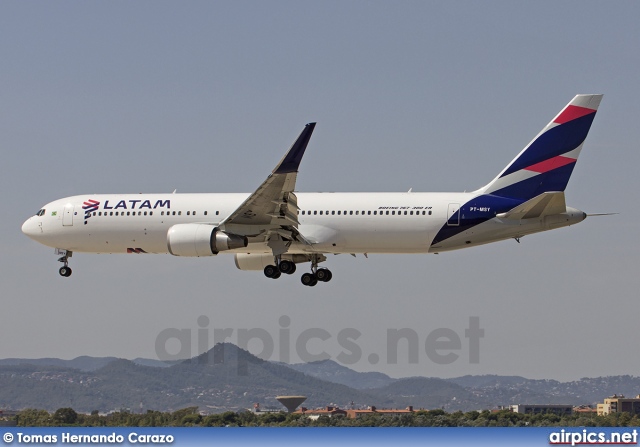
[404,211,408,215]
[367,211,371,215]
[143,211,147,216]
[204,211,208,216]
[355,211,359,215]
[313,211,317,215]
[337,211,341,215]
[127,212,131,216]
[178,211,182,215]
[187,211,190,216]
[374,211,377,215]
[161,211,164,216]
[428,210,432,215]
[319,211,323,215]
[216,211,219,215]
[331,211,335,215]
[392,211,395,215]
[110,212,113,216]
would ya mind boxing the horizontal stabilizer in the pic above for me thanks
[496,192,566,220]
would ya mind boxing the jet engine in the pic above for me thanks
[167,224,247,257]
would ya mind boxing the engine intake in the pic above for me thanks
[167,224,248,257]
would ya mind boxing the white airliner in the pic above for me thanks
[22,94,603,286]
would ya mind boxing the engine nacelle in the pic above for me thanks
[234,253,310,270]
[167,224,248,257]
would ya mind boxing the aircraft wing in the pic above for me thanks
[218,123,316,254]
[496,192,567,220]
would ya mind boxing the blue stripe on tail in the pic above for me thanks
[500,112,595,178]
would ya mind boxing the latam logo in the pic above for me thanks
[103,199,171,210]
[81,199,171,225]
[82,199,100,225]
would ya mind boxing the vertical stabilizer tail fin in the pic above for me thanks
[480,94,603,200]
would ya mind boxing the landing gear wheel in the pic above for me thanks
[56,250,73,278]
[279,260,296,275]
[315,268,332,282]
[264,265,280,279]
[301,272,318,287]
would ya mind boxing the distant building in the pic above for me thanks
[294,406,347,420]
[573,405,597,414]
[345,406,416,419]
[510,404,573,416]
[251,403,281,414]
[597,394,640,416]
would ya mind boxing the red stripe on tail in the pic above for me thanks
[524,156,576,174]
[554,105,596,124]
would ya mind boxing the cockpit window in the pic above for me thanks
[36,209,46,217]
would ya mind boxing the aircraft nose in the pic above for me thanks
[21,218,40,238]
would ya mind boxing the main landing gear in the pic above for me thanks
[300,268,332,287]
[56,249,73,277]
[263,255,332,286]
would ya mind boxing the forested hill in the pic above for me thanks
[1,344,638,413]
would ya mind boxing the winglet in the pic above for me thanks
[273,123,316,174]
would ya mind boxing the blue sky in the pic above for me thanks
[2,1,639,381]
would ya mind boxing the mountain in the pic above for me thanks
[371,377,470,410]
[443,375,640,408]
[1,346,638,413]
[284,359,395,389]
[0,356,176,371]
[0,356,120,371]
[0,344,387,413]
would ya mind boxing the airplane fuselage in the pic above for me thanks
[22,192,585,256]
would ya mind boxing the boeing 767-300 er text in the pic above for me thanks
[22,94,603,286]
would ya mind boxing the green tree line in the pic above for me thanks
[11,407,640,427]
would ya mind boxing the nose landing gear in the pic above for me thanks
[56,249,73,277]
